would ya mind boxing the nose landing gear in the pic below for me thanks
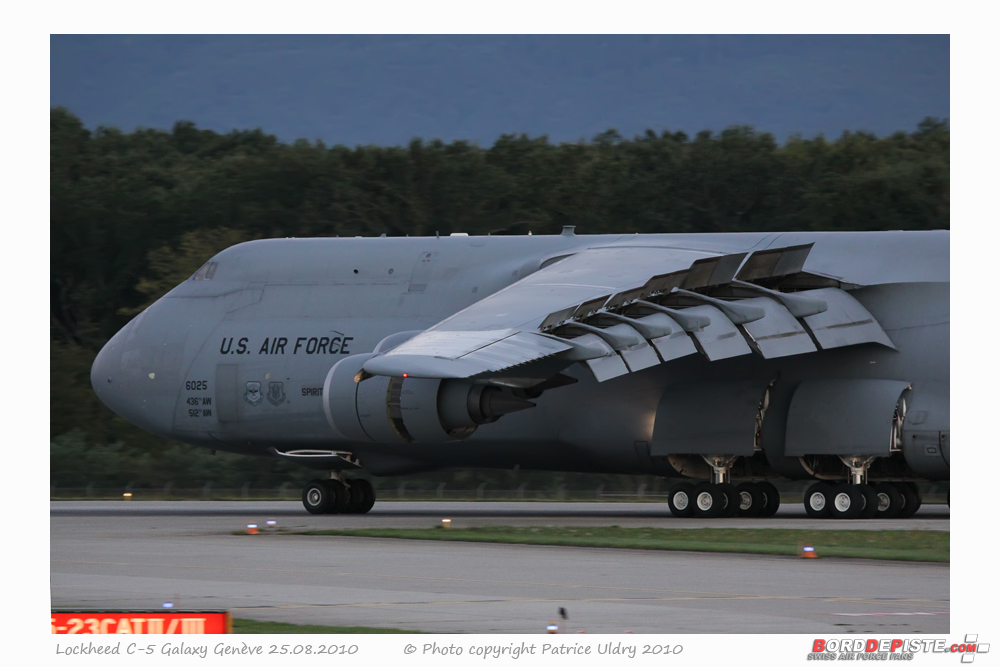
[301,476,376,514]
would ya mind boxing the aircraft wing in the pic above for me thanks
[362,242,895,383]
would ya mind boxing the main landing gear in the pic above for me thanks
[803,481,921,519]
[302,476,376,515]
[667,457,781,519]
[802,457,922,520]
[668,480,780,518]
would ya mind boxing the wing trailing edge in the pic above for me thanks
[362,243,896,383]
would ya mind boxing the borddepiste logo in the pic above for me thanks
[808,635,989,662]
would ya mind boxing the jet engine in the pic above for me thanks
[323,354,535,444]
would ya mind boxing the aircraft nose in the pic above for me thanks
[90,306,187,438]
[91,318,132,418]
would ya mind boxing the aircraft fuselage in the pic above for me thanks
[90,230,949,517]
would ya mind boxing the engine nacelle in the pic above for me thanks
[323,354,534,445]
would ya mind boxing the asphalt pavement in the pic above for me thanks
[50,501,949,634]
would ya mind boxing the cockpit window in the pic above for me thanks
[192,262,218,281]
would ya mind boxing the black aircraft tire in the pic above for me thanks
[667,483,696,518]
[718,483,739,518]
[757,481,781,517]
[858,484,879,519]
[873,482,904,519]
[354,479,376,514]
[344,481,365,513]
[735,482,765,518]
[829,483,864,520]
[693,482,724,519]
[804,482,832,519]
[895,482,922,519]
[302,479,334,515]
[325,480,348,514]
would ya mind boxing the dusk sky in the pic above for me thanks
[50,35,949,145]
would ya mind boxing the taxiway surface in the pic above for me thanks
[51,501,948,634]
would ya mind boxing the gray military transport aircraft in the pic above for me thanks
[90,227,948,519]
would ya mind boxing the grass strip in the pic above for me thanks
[233,618,421,634]
[287,526,948,562]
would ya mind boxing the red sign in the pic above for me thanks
[51,611,231,634]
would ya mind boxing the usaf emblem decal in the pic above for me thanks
[267,381,286,405]
[245,381,262,406]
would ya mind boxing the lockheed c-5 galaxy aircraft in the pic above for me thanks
[91,228,949,519]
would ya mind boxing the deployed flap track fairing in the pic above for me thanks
[539,245,895,383]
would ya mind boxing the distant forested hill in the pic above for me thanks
[50,107,949,481]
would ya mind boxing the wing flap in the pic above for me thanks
[651,328,700,362]
[683,304,753,361]
[620,344,662,372]
[802,288,896,350]
[584,354,630,382]
[739,297,818,359]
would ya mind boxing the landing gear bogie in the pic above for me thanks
[669,480,778,519]
[669,453,784,520]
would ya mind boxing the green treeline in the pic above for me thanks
[50,107,949,487]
